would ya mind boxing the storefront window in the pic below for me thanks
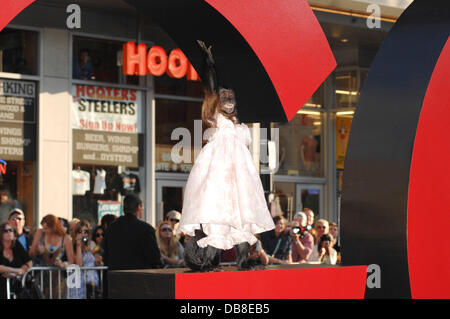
[335,68,368,109]
[271,182,295,220]
[71,83,145,226]
[155,73,203,97]
[72,36,139,85]
[360,69,369,90]
[0,78,37,226]
[304,85,324,109]
[336,113,353,171]
[0,28,39,75]
[155,98,202,173]
[272,182,323,221]
[161,186,183,213]
[335,68,366,195]
[0,162,35,227]
[335,70,358,108]
[273,111,324,177]
[301,187,323,221]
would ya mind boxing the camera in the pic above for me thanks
[292,226,307,238]
[81,236,89,244]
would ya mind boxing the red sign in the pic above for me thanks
[123,42,200,81]
[0,160,7,174]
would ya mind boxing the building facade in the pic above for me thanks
[0,0,406,230]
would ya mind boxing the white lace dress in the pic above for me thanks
[178,112,275,250]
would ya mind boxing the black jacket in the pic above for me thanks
[103,214,162,270]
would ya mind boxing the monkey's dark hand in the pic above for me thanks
[197,40,215,65]
[197,40,218,93]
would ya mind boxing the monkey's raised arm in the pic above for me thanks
[197,40,218,94]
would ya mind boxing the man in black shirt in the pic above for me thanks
[103,194,162,271]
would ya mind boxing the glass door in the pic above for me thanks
[155,179,186,223]
[296,184,324,219]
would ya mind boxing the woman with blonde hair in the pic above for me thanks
[68,219,98,299]
[313,219,329,244]
[70,219,96,265]
[156,221,184,268]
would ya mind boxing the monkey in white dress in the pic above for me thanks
[178,41,274,271]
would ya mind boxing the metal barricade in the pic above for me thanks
[4,266,108,299]
[6,277,12,300]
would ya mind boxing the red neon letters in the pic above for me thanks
[0,160,7,175]
[123,42,200,81]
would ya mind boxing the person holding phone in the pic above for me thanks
[308,233,337,265]
[68,219,98,299]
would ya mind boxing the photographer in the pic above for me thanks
[289,212,314,263]
[69,219,98,299]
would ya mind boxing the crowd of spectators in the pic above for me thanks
[251,211,341,267]
[1,191,341,298]
[157,207,341,269]
[0,207,114,299]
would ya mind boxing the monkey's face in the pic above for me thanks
[219,88,236,113]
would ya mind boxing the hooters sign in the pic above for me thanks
[122,42,200,81]
[0,160,6,174]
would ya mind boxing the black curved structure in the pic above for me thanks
[341,0,450,298]
[125,0,286,123]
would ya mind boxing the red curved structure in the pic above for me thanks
[408,38,450,299]
[0,0,35,32]
[205,0,336,120]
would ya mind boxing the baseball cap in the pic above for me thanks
[167,210,181,220]
[9,208,25,219]
[293,211,307,220]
